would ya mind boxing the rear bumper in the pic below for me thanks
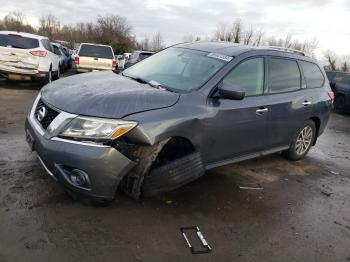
[25,116,136,200]
[76,66,112,73]
[0,70,48,81]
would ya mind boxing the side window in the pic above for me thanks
[222,58,264,96]
[300,61,324,88]
[41,40,49,51]
[268,58,301,93]
[41,39,53,53]
[48,43,54,53]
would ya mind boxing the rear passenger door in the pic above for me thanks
[265,57,312,149]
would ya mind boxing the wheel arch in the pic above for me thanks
[309,116,320,145]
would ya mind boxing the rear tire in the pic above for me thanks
[43,68,52,85]
[53,69,60,81]
[283,120,316,161]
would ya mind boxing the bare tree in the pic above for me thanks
[2,12,35,33]
[137,35,151,50]
[253,30,264,46]
[150,32,164,52]
[214,23,228,41]
[324,50,338,70]
[183,34,194,42]
[243,26,254,45]
[339,56,350,72]
[38,15,61,39]
[231,19,242,43]
[341,61,348,72]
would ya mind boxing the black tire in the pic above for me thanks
[59,65,64,74]
[52,69,60,81]
[283,120,316,161]
[43,67,52,85]
[335,95,346,113]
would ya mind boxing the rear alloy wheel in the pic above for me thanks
[335,95,346,113]
[283,120,316,161]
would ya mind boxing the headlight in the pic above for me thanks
[59,116,137,141]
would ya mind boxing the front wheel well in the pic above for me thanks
[151,137,196,169]
[310,116,320,145]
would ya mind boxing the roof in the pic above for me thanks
[134,50,154,54]
[175,42,253,57]
[0,31,48,40]
[80,43,113,48]
[175,41,307,57]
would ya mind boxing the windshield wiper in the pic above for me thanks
[148,80,175,92]
[122,73,148,84]
[122,73,176,92]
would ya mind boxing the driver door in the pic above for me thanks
[203,57,270,165]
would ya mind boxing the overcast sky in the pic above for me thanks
[1,0,349,57]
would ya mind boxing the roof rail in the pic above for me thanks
[263,46,306,56]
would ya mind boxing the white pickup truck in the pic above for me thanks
[0,31,60,83]
[75,43,117,73]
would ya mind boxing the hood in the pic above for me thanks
[41,71,180,118]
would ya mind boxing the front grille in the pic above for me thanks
[34,99,60,130]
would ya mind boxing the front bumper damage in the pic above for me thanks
[25,107,136,201]
[25,94,206,202]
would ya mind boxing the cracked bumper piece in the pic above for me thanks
[25,117,136,201]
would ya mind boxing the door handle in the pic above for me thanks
[302,101,312,106]
[256,108,268,115]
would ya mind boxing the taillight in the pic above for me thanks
[112,60,117,69]
[30,50,47,57]
[328,91,334,102]
[75,56,79,65]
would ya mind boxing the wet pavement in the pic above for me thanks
[0,76,349,262]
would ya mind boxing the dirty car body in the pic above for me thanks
[25,42,333,202]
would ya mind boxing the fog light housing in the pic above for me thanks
[69,169,91,188]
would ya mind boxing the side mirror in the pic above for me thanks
[218,83,245,100]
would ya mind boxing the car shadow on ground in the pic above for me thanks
[0,79,44,90]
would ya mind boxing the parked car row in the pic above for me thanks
[0,30,156,84]
[51,42,72,74]
[325,70,350,113]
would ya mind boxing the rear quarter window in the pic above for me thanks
[78,45,114,59]
[268,58,301,93]
[300,61,324,88]
[0,34,39,49]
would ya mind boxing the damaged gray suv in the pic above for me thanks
[25,42,333,204]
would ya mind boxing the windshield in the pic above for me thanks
[78,44,114,59]
[123,47,228,92]
[0,34,39,49]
